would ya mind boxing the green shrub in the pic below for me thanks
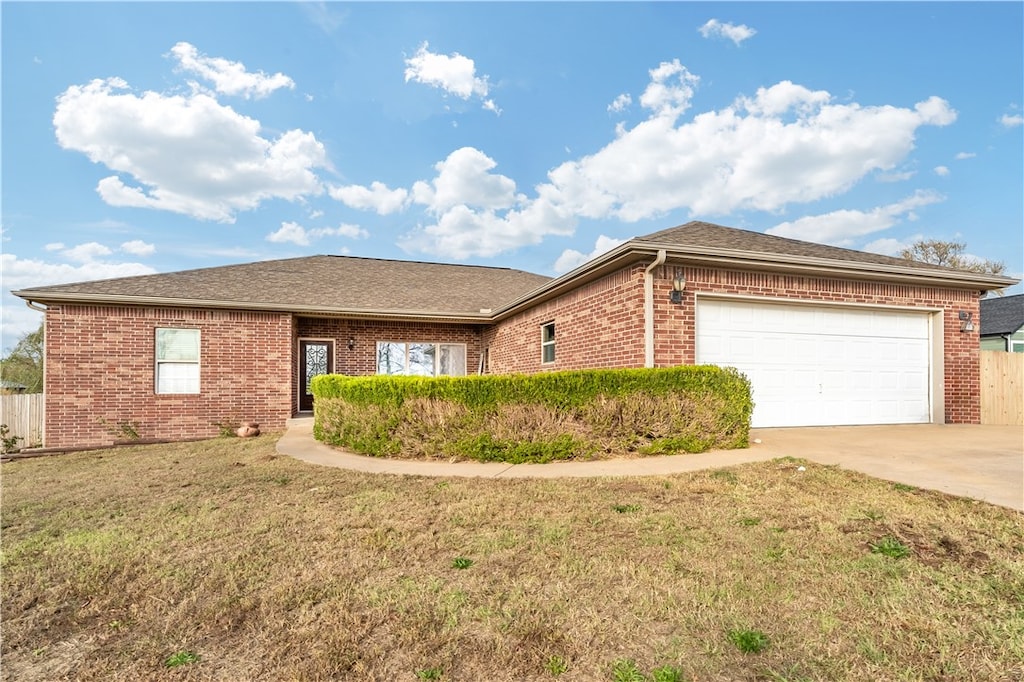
[312,366,752,463]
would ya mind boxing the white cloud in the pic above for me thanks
[411,147,521,215]
[404,41,498,114]
[266,221,368,246]
[553,235,626,274]
[2,252,158,350]
[1000,113,1023,128]
[862,233,925,257]
[63,242,113,263]
[120,239,155,256]
[533,75,957,221]
[639,60,700,117]
[170,42,294,99]
[955,152,976,160]
[876,168,917,183]
[608,93,632,113]
[933,165,950,177]
[44,242,65,251]
[329,181,409,215]
[266,221,309,245]
[765,190,945,246]
[698,19,757,45]
[54,76,327,222]
[399,147,572,259]
[370,62,959,261]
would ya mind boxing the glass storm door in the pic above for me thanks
[299,340,333,412]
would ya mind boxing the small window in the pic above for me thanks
[376,342,466,376]
[156,328,200,394]
[1012,340,1024,353]
[541,322,555,363]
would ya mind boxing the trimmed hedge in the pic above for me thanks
[312,366,753,463]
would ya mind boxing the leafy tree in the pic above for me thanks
[1,323,44,393]
[899,239,1006,275]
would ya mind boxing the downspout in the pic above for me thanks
[24,300,47,312]
[643,249,666,368]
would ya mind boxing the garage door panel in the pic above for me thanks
[696,299,931,428]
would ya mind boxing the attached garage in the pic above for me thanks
[696,297,934,428]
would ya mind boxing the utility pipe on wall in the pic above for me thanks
[643,249,666,368]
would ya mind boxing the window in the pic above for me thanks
[156,328,200,394]
[1012,340,1024,353]
[376,342,467,376]
[541,322,555,363]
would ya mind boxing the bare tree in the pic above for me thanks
[899,239,1006,275]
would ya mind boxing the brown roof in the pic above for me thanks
[15,221,1017,318]
[14,255,552,318]
[636,221,972,273]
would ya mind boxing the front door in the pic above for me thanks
[299,340,334,412]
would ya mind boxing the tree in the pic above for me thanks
[899,239,1006,276]
[1,323,44,393]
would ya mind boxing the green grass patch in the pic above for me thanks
[164,650,199,668]
[727,628,770,654]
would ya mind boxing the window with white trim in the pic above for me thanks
[376,342,467,376]
[156,328,200,394]
[541,322,555,363]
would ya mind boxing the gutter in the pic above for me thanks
[10,291,493,325]
[643,250,666,368]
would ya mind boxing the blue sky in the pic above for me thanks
[2,2,1022,350]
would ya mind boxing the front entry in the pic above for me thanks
[299,340,334,412]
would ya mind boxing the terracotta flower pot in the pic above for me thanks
[236,423,261,438]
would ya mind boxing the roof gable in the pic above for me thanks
[980,294,1024,336]
[637,221,975,273]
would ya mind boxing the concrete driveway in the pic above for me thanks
[749,424,1024,511]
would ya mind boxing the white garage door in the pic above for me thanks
[696,299,931,428]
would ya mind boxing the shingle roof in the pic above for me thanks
[14,255,552,317]
[636,221,969,273]
[15,221,1016,318]
[980,294,1024,336]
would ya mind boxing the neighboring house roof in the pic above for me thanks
[980,294,1024,337]
[14,221,1018,321]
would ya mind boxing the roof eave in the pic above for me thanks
[10,290,493,325]
[491,239,1019,320]
[636,239,1019,289]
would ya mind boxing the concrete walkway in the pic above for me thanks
[276,418,1024,511]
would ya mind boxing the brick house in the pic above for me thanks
[14,222,1016,448]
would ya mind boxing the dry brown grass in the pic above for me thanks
[2,437,1022,681]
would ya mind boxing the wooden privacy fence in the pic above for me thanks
[980,352,1023,426]
[1,393,44,448]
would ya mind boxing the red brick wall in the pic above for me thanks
[486,262,982,423]
[484,265,646,374]
[43,305,293,448]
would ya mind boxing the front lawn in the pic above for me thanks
[2,436,1021,681]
